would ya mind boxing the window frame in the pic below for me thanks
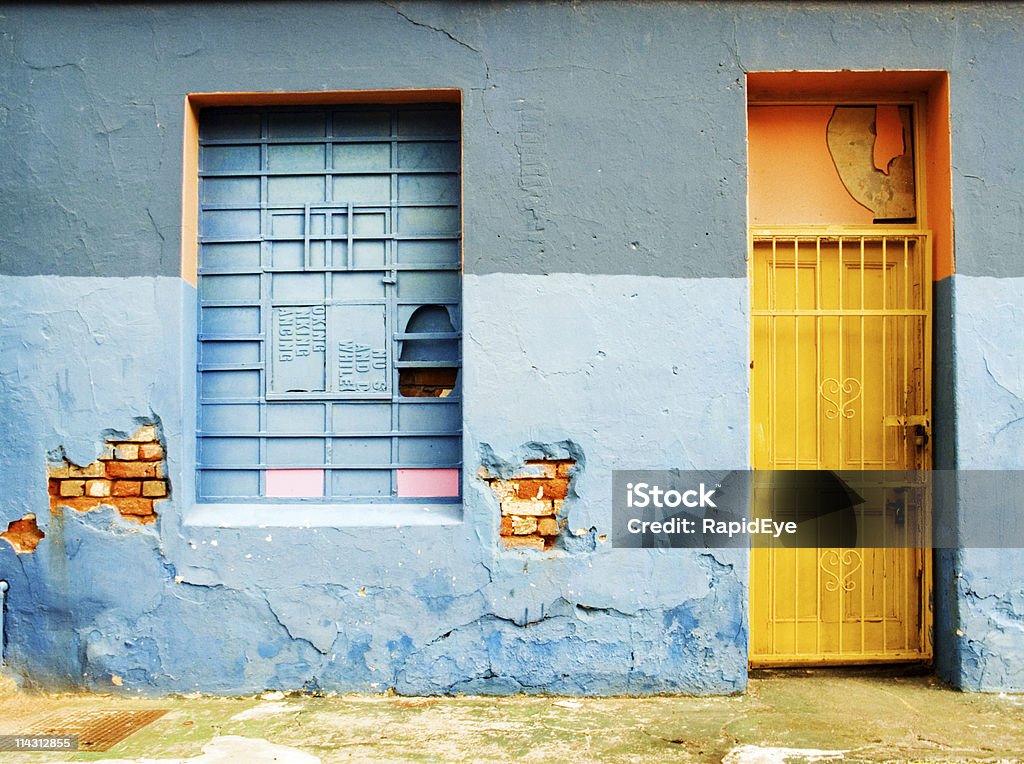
[182,91,464,514]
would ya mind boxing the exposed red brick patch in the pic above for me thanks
[105,461,159,479]
[515,478,569,500]
[48,424,167,524]
[1,514,45,554]
[112,480,142,497]
[482,459,574,550]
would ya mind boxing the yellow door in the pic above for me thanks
[750,233,933,665]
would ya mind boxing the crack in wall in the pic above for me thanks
[381,1,491,82]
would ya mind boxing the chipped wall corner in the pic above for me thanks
[47,421,170,524]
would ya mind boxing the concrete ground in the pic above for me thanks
[0,671,1022,763]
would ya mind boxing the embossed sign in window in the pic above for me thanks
[196,104,462,503]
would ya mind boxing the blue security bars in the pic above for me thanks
[197,105,462,502]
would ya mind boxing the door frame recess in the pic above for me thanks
[745,70,952,668]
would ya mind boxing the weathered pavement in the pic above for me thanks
[0,672,1022,763]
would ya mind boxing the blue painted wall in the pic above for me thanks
[1,2,1022,693]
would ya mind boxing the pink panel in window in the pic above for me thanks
[265,468,324,498]
[396,468,460,498]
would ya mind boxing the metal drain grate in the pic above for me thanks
[19,709,169,752]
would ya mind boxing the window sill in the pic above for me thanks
[184,502,462,528]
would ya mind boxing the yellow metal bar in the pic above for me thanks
[902,236,910,653]
[815,236,823,658]
[754,651,931,668]
[793,239,800,652]
[751,227,922,239]
[795,238,800,469]
[753,307,929,317]
[922,235,935,657]
[881,236,888,655]
[771,239,777,469]
[859,236,866,654]
[837,235,844,655]
[752,309,927,316]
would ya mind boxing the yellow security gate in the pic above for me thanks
[750,231,933,665]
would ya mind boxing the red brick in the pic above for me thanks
[113,498,155,516]
[51,497,104,513]
[537,517,560,536]
[500,497,555,517]
[500,516,514,536]
[113,443,140,460]
[516,478,568,500]
[138,443,163,461]
[555,461,575,478]
[59,480,85,497]
[0,515,45,554]
[112,480,142,497]
[511,515,538,535]
[501,535,545,550]
[142,480,167,498]
[106,461,157,479]
[487,480,516,501]
[85,479,111,498]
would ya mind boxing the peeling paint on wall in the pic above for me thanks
[48,423,169,524]
[0,514,45,554]
[826,105,916,221]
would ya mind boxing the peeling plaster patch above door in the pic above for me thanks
[827,106,916,221]
[873,104,906,174]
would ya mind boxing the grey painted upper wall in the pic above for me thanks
[1,2,1022,278]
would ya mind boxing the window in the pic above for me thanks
[196,104,461,503]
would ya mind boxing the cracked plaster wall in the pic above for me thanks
[1,2,1023,693]
[3,2,1020,279]
[0,272,749,695]
[939,276,1024,691]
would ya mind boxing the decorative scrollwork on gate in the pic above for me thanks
[819,377,862,419]
[820,549,863,592]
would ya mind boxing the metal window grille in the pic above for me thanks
[197,105,462,502]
